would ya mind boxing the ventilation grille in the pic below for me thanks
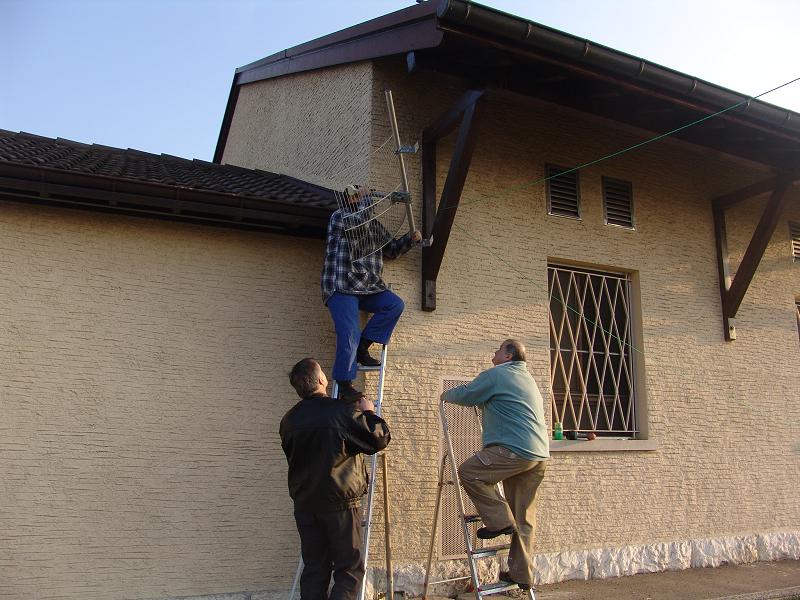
[546,164,580,219]
[790,221,800,261]
[439,377,488,559]
[603,177,635,229]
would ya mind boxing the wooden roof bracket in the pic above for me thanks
[712,172,796,340]
[420,89,485,311]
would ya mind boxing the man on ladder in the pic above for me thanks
[280,358,391,600]
[441,339,549,592]
[321,183,421,401]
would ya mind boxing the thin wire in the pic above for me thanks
[326,134,395,182]
[446,75,800,357]
[457,76,800,208]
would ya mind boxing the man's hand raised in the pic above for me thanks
[356,395,376,413]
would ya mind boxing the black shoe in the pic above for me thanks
[336,381,363,402]
[356,339,381,367]
[476,524,515,539]
[499,571,532,591]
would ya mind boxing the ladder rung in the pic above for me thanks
[478,581,521,596]
[426,575,471,585]
[357,364,382,372]
[469,543,510,558]
[463,514,482,523]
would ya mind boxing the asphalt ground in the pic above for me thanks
[531,560,800,600]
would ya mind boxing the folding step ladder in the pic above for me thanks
[289,344,393,600]
[421,399,536,600]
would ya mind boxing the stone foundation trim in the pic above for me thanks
[144,530,800,600]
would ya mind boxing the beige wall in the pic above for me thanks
[367,59,800,558]
[3,58,799,599]
[0,203,333,599]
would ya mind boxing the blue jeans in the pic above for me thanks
[326,290,405,381]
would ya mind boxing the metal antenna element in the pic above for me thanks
[331,89,423,260]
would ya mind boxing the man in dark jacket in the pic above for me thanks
[280,358,391,600]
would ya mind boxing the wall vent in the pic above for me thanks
[438,377,483,559]
[546,164,581,219]
[603,176,635,229]
[790,221,800,261]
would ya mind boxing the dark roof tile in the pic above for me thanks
[0,130,337,211]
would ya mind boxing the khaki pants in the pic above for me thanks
[458,446,547,586]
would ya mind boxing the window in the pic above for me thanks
[548,263,637,437]
[546,164,580,219]
[602,176,635,229]
[790,221,800,262]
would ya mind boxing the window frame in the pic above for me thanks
[547,262,643,440]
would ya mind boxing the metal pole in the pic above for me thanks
[384,89,416,233]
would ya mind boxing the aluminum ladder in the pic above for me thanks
[421,399,536,600]
[289,344,393,600]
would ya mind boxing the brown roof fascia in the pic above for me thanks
[435,0,800,142]
[0,162,332,236]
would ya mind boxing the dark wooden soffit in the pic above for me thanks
[0,163,331,238]
[421,89,485,311]
[712,170,800,341]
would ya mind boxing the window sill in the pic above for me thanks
[551,438,658,452]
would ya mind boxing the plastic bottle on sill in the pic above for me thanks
[553,422,564,440]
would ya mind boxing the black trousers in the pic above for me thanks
[294,507,364,600]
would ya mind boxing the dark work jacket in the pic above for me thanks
[279,393,391,512]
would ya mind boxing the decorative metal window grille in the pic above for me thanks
[790,221,800,261]
[602,176,635,229]
[548,264,637,437]
[546,164,581,219]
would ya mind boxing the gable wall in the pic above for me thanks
[222,61,374,190]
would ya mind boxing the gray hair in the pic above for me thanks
[289,358,321,398]
[502,339,527,362]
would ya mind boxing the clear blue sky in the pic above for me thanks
[3,0,799,161]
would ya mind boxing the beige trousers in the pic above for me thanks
[458,445,547,586]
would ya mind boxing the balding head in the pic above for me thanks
[492,339,527,365]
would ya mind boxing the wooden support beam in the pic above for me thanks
[421,91,484,311]
[422,89,484,144]
[712,203,736,340]
[724,179,791,318]
[712,175,792,340]
[712,170,799,210]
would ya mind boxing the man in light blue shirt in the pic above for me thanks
[441,339,549,591]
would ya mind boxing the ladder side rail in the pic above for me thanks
[422,453,448,598]
[289,557,302,600]
[440,399,482,595]
[357,345,389,600]
[381,453,394,600]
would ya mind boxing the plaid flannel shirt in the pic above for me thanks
[321,201,413,303]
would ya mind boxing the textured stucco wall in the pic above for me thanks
[366,59,800,567]
[0,203,333,599]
